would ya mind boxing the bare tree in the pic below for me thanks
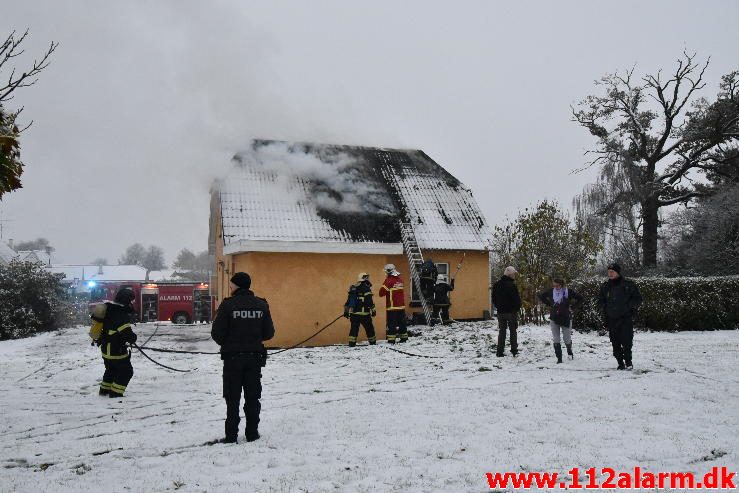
[573,53,739,267]
[0,30,58,198]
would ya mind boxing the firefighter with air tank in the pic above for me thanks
[343,272,377,347]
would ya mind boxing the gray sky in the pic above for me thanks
[2,1,737,264]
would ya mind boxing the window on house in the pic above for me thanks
[410,262,449,302]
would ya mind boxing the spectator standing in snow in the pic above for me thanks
[432,274,455,324]
[92,287,138,399]
[419,259,438,300]
[378,264,408,343]
[598,263,642,370]
[537,278,583,363]
[492,266,521,357]
[343,272,377,347]
[211,272,275,443]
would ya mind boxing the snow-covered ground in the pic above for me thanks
[1,322,737,492]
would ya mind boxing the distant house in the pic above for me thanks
[16,249,54,265]
[209,141,493,347]
[47,264,181,291]
[0,241,18,265]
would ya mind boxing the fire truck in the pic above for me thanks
[88,281,213,324]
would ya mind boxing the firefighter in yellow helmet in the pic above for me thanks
[343,272,377,347]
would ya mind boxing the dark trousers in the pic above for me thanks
[420,279,434,299]
[607,316,634,365]
[349,315,376,344]
[497,313,518,355]
[223,355,263,440]
[386,310,408,342]
[101,357,134,396]
[433,304,450,323]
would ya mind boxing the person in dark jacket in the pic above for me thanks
[419,259,438,300]
[598,263,642,370]
[211,272,275,443]
[344,272,377,347]
[432,274,455,324]
[538,278,583,363]
[492,266,521,357]
[93,287,138,398]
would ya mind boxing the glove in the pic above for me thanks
[343,311,350,319]
[371,309,376,317]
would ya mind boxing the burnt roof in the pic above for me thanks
[217,140,491,251]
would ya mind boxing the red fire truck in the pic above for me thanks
[88,281,213,324]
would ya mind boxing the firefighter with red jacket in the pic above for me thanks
[211,272,275,443]
[344,272,377,347]
[378,264,408,343]
[91,287,138,399]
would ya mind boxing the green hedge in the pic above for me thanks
[570,276,739,331]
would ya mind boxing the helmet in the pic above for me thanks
[383,264,396,274]
[357,272,369,282]
[114,287,135,305]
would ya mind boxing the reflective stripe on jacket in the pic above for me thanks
[378,275,405,311]
[100,302,137,360]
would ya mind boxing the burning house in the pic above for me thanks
[209,140,493,347]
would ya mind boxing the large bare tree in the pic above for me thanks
[0,30,58,198]
[573,53,739,267]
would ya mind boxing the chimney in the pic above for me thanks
[8,239,14,250]
[98,264,104,275]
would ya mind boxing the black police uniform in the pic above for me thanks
[211,288,275,442]
[344,281,376,346]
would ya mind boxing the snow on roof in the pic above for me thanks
[217,141,491,253]
[16,250,54,265]
[0,242,18,264]
[47,265,149,282]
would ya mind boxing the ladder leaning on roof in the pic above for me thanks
[379,161,433,326]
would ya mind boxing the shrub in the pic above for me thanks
[0,259,73,340]
[571,276,739,331]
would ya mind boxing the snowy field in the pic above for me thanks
[1,322,737,492]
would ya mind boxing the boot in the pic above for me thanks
[566,343,573,360]
[616,358,625,370]
[554,343,563,364]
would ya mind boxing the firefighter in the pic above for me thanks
[211,272,275,443]
[93,287,138,399]
[419,258,437,300]
[344,272,377,346]
[432,274,455,324]
[378,264,408,343]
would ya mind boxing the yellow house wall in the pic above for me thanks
[214,248,491,347]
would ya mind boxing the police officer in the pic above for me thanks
[211,272,275,443]
[344,272,377,347]
[94,287,138,398]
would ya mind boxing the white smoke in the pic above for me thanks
[239,141,396,216]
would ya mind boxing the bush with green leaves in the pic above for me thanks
[571,276,739,331]
[0,259,73,340]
